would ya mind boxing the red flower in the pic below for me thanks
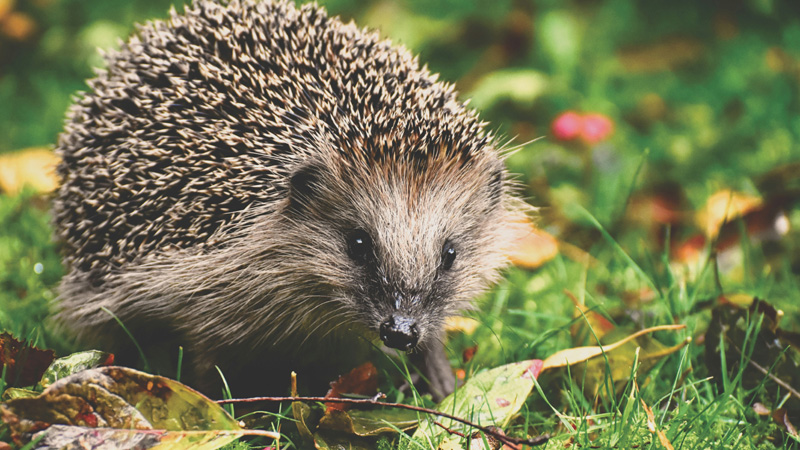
[580,113,614,144]
[551,111,583,141]
[551,111,614,144]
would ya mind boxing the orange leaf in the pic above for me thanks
[507,220,559,269]
[565,290,615,342]
[324,362,378,412]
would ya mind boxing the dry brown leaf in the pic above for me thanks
[641,393,674,449]
[0,147,59,194]
[772,409,798,437]
[0,332,55,388]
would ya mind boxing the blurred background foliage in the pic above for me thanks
[1,0,800,398]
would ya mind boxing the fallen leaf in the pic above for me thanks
[445,316,480,335]
[507,220,559,269]
[438,436,465,450]
[462,345,478,363]
[0,366,275,448]
[671,234,706,264]
[773,409,798,437]
[0,332,55,388]
[641,393,674,449]
[413,360,542,441]
[40,350,114,388]
[291,399,316,443]
[13,425,276,450]
[1,388,37,401]
[313,430,376,450]
[697,189,761,239]
[318,408,418,436]
[753,403,771,415]
[565,290,615,343]
[325,362,379,412]
[541,324,687,370]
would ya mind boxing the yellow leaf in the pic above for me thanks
[445,316,480,334]
[541,324,686,370]
[697,189,761,239]
[0,147,59,194]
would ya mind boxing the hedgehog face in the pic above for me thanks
[284,157,510,352]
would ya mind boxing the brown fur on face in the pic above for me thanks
[53,0,528,395]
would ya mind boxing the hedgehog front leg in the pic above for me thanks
[412,339,456,402]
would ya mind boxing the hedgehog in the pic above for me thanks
[53,0,524,399]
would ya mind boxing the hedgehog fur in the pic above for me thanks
[53,0,523,398]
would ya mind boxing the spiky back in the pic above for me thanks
[54,0,494,285]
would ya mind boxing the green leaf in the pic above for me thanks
[412,360,542,441]
[40,350,113,388]
[318,408,419,437]
[1,388,38,400]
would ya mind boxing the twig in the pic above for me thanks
[217,396,550,447]
[433,420,467,438]
[738,347,800,401]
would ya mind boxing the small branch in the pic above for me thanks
[433,420,467,438]
[743,352,800,401]
[217,396,550,447]
[728,338,800,401]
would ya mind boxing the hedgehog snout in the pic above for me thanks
[379,314,419,351]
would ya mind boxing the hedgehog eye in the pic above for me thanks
[441,240,456,271]
[347,229,373,265]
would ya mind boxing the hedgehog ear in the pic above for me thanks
[287,164,323,211]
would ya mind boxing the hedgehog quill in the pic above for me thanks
[54,0,525,400]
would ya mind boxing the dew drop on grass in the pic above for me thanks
[34,263,43,274]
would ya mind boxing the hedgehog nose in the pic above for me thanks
[380,315,419,351]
